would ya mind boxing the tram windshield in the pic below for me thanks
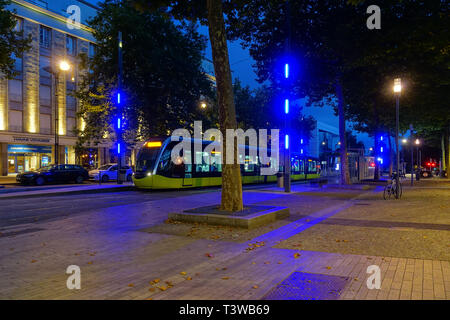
[136,145,161,172]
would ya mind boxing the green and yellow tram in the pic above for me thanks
[132,137,320,189]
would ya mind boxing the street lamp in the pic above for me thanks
[200,101,207,109]
[402,138,415,186]
[393,78,402,198]
[43,59,71,166]
[415,138,421,181]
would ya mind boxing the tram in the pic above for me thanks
[132,137,320,189]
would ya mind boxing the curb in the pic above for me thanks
[0,185,135,199]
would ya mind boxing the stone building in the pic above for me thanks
[0,0,113,175]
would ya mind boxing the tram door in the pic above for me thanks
[183,150,193,186]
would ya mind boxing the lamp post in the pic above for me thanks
[402,138,414,186]
[44,60,71,166]
[393,78,402,199]
[415,138,421,181]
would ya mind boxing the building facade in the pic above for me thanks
[0,0,114,175]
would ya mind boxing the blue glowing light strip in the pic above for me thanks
[117,93,121,104]
[285,63,289,79]
[117,118,121,129]
[285,134,289,149]
[118,143,121,154]
[285,99,289,114]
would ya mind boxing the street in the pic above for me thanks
[0,179,449,300]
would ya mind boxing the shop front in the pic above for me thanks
[7,144,53,173]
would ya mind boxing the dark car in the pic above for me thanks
[16,164,89,186]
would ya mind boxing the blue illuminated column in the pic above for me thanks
[283,63,291,192]
[116,31,124,184]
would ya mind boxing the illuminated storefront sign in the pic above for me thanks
[8,144,52,154]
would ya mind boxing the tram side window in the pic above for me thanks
[292,159,300,174]
[184,150,192,174]
[157,148,172,176]
[244,154,257,173]
[308,160,317,173]
[195,151,209,173]
[210,152,222,173]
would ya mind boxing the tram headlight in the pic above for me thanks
[147,172,152,177]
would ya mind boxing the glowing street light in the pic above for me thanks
[59,60,71,71]
[200,102,207,109]
[393,78,402,93]
[393,78,402,198]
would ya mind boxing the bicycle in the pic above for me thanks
[383,173,402,200]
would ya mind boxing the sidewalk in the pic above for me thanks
[0,182,134,198]
[0,179,448,299]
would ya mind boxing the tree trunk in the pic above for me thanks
[335,81,350,185]
[207,0,243,211]
[388,134,393,177]
[445,126,450,176]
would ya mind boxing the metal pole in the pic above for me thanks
[395,95,400,198]
[410,140,414,186]
[117,31,123,184]
[54,73,59,166]
[284,0,291,193]
[419,149,422,173]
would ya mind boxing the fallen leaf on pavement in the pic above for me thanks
[326,266,332,270]
[128,283,134,287]
[31,259,37,263]
[149,288,155,292]
[158,286,167,291]
[180,272,187,275]
[186,277,192,281]
[294,253,301,259]
[222,277,230,280]
[253,285,259,289]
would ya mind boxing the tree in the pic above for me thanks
[227,1,369,185]
[228,0,449,181]
[75,1,214,153]
[132,0,245,211]
[0,0,31,79]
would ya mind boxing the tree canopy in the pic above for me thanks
[75,0,214,148]
[0,0,31,79]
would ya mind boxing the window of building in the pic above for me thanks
[67,117,76,136]
[66,93,77,117]
[66,35,76,56]
[11,52,22,72]
[8,80,22,103]
[13,17,23,32]
[8,110,23,132]
[39,85,51,107]
[39,25,51,48]
[39,114,51,135]
[88,43,96,58]
[39,55,51,78]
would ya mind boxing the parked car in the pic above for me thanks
[16,164,89,186]
[88,164,133,182]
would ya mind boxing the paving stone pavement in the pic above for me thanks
[0,184,449,300]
